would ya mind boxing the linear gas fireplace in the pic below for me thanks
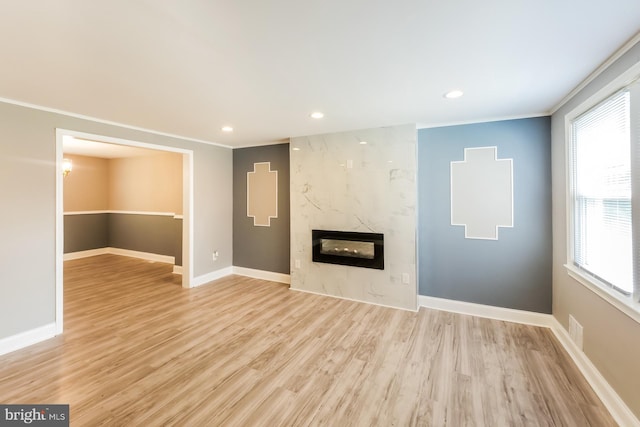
[312,230,384,270]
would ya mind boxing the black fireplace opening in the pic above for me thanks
[312,230,384,270]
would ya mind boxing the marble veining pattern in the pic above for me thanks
[290,124,417,310]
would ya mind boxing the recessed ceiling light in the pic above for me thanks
[359,141,368,145]
[221,126,233,132]
[292,147,301,151]
[310,112,324,119]
[444,90,464,99]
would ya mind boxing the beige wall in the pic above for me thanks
[109,152,183,214]
[551,40,640,418]
[63,154,109,212]
[63,151,183,214]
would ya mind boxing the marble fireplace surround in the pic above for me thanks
[290,124,417,310]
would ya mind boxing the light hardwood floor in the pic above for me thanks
[0,254,615,426]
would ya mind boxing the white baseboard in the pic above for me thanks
[107,248,174,264]
[0,323,58,357]
[172,265,183,275]
[192,267,234,288]
[64,247,174,264]
[63,248,110,261]
[418,295,553,327]
[291,287,418,312]
[232,266,290,284]
[418,295,639,426]
[549,318,640,427]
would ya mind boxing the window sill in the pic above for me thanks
[564,264,640,325]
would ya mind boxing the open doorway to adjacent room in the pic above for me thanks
[54,129,193,334]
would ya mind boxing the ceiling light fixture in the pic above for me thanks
[444,90,464,99]
[221,126,233,132]
[292,147,301,151]
[310,112,324,119]
[359,141,368,145]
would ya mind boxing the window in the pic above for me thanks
[567,79,639,315]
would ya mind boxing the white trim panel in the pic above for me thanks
[232,266,290,284]
[550,318,640,427]
[0,323,58,357]
[192,267,234,288]
[418,295,553,327]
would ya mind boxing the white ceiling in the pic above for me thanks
[63,137,157,159]
[1,1,639,148]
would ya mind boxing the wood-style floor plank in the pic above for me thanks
[0,254,616,426]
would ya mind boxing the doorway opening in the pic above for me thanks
[54,129,194,334]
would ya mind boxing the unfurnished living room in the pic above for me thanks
[1,2,639,426]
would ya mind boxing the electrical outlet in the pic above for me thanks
[212,251,219,261]
[401,273,410,284]
[295,259,301,269]
[569,315,584,350]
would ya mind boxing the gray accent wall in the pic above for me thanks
[0,100,232,340]
[64,214,183,265]
[418,117,552,313]
[64,214,109,253]
[109,214,179,260]
[233,143,290,274]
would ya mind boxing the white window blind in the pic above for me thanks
[571,90,632,295]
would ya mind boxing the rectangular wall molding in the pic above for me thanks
[0,323,57,357]
[232,266,290,284]
[418,295,639,426]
